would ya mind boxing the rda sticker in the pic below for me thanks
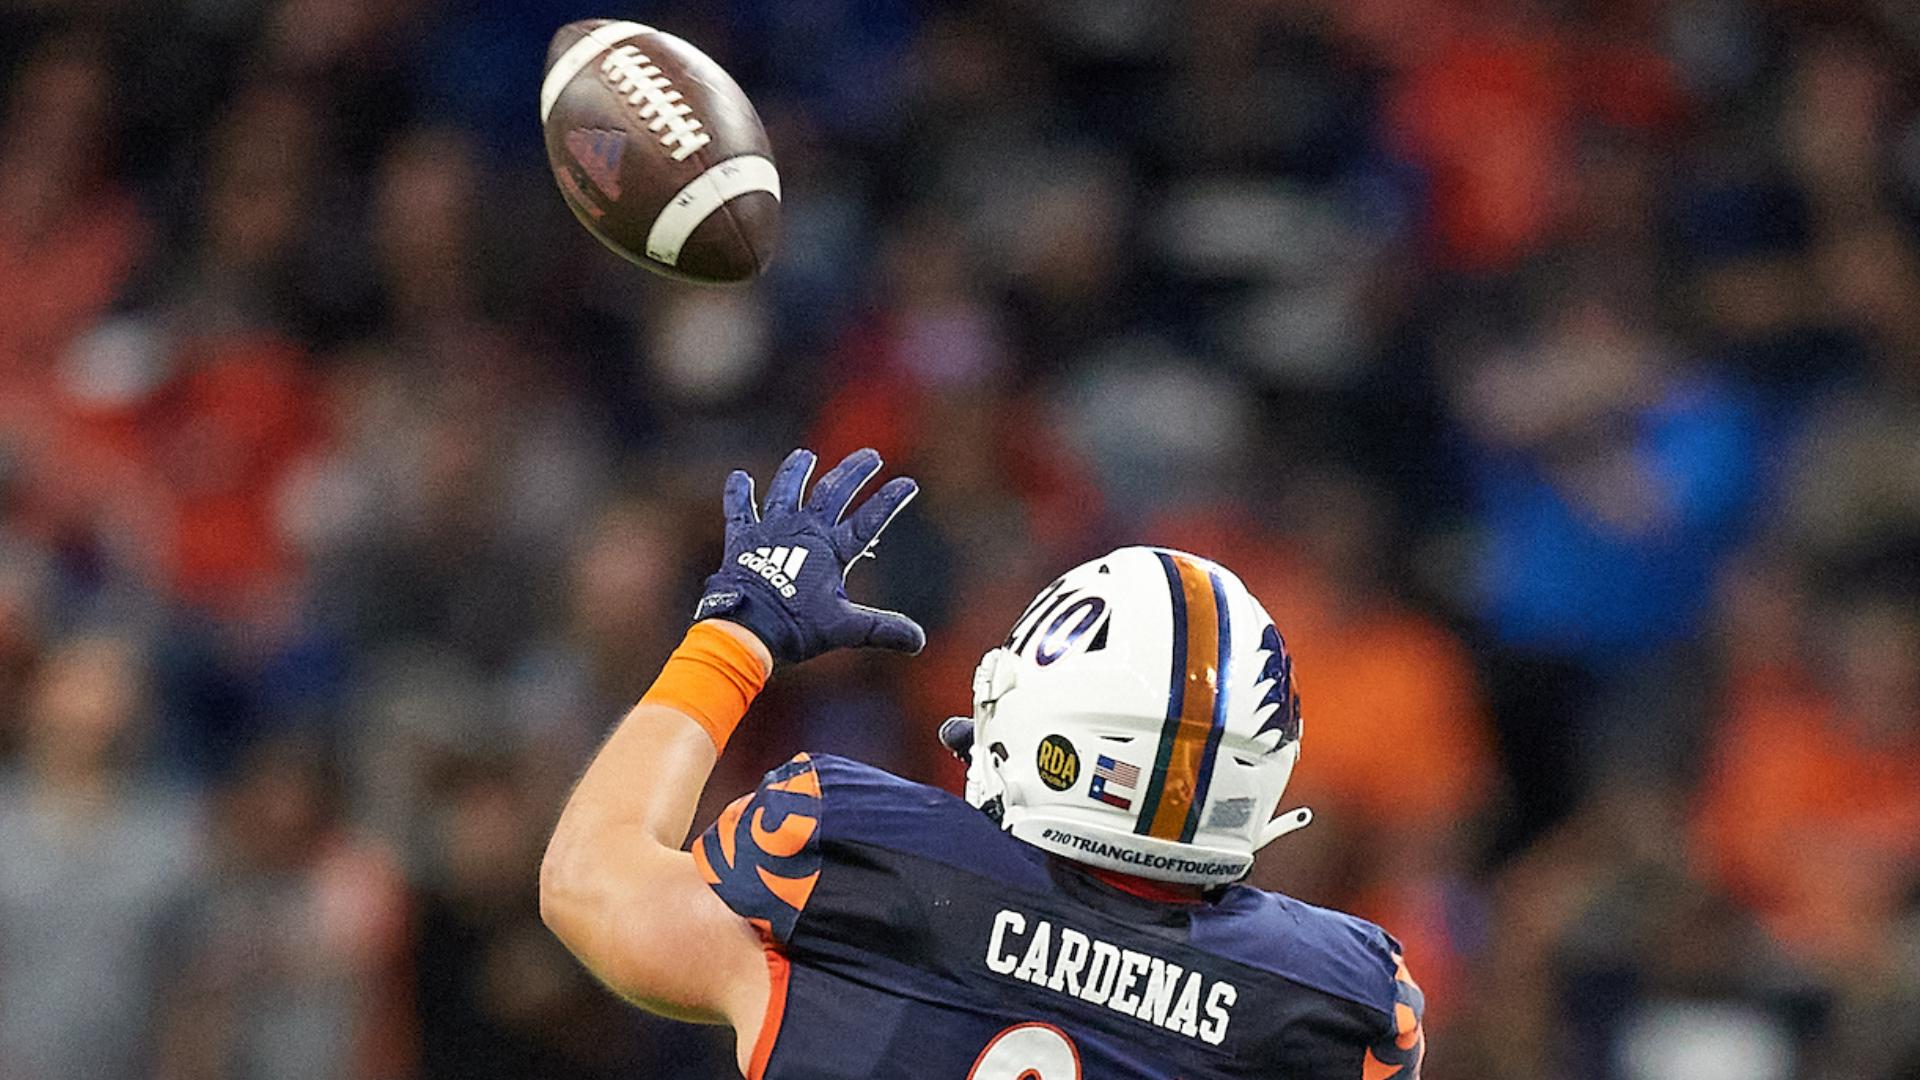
[1036,734,1080,791]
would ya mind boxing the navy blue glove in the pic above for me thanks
[694,448,925,664]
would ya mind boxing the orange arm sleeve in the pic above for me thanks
[640,621,771,753]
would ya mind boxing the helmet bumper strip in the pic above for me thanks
[1012,814,1254,886]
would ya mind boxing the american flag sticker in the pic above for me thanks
[1089,755,1139,810]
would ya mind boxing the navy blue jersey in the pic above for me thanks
[695,754,1424,1080]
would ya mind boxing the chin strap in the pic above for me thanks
[1255,807,1313,849]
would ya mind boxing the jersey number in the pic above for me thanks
[968,1023,1082,1080]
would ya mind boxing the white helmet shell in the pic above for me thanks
[961,546,1309,886]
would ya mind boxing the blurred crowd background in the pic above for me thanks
[3,0,1919,1077]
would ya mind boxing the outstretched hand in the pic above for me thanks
[694,448,925,665]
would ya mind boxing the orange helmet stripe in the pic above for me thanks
[1137,553,1225,841]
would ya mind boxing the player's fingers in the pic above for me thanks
[722,469,759,526]
[804,448,882,524]
[839,476,918,561]
[853,605,926,655]
[762,448,816,518]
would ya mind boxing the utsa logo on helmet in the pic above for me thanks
[1004,578,1113,667]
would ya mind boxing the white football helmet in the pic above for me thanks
[951,546,1309,886]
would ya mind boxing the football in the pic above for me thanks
[540,20,780,284]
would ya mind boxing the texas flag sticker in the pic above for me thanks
[1089,755,1138,810]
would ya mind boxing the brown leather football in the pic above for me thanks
[540,20,780,284]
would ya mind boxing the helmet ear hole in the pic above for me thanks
[989,741,1009,764]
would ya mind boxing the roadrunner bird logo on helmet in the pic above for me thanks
[949,546,1310,886]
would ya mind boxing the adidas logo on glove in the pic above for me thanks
[737,546,810,598]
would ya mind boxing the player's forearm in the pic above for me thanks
[543,704,719,874]
[539,622,771,957]
[539,702,720,1003]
